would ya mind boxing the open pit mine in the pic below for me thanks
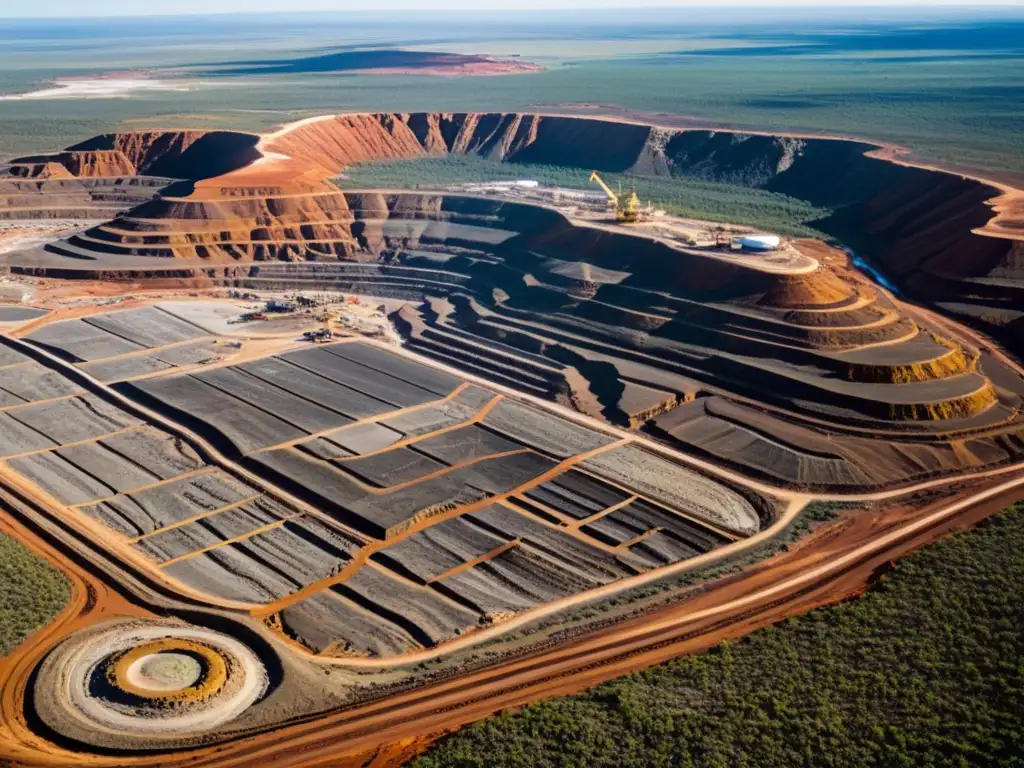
[1,113,1024,767]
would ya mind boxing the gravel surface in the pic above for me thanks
[582,444,761,535]
[374,515,509,583]
[297,438,353,461]
[413,424,522,465]
[608,499,730,551]
[468,503,630,584]
[337,565,479,647]
[194,367,352,434]
[0,306,46,323]
[628,531,703,567]
[0,387,25,408]
[78,354,174,382]
[338,447,446,488]
[135,521,225,563]
[323,342,463,396]
[56,441,160,493]
[155,300,265,336]
[152,340,222,367]
[328,422,403,455]
[482,399,614,458]
[238,357,394,420]
[9,394,140,444]
[380,385,493,437]
[238,521,352,586]
[0,345,28,366]
[448,451,556,495]
[0,412,55,456]
[282,347,438,409]
[131,375,306,454]
[90,472,257,536]
[164,545,300,603]
[9,450,114,504]
[100,427,204,479]
[27,319,145,362]
[83,306,208,348]
[523,484,603,520]
[280,590,418,656]
[437,545,590,616]
[0,361,82,401]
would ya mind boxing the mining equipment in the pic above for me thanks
[266,299,297,313]
[232,312,269,323]
[303,328,334,343]
[589,171,646,223]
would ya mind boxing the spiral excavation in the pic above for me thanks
[36,620,268,742]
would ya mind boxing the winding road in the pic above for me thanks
[1,309,1023,767]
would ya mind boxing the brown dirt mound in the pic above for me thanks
[889,382,998,421]
[754,270,856,309]
[6,162,75,180]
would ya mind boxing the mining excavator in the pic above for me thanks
[589,170,643,223]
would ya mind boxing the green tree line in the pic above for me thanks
[413,503,1024,768]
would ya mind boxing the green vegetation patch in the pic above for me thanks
[340,155,831,238]
[0,531,70,656]
[414,503,1024,768]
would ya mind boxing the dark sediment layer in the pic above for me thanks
[3,114,1023,491]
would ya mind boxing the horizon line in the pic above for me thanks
[4,3,1024,22]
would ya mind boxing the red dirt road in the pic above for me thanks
[1,472,1021,768]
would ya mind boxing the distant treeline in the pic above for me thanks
[340,155,831,238]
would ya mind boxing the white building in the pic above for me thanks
[732,234,782,252]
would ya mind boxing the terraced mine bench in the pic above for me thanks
[1,324,771,661]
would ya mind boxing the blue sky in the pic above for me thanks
[4,0,1021,19]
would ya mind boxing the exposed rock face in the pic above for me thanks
[11,130,260,181]
[8,161,76,179]
[3,112,1022,353]
[322,192,1011,432]
[60,181,357,261]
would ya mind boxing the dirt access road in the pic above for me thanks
[2,466,1020,768]
[3,310,1024,766]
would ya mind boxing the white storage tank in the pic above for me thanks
[732,234,781,252]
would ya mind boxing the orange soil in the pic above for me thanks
[754,268,855,308]
[12,112,1021,285]
[109,638,226,702]
[0,493,151,767]
[6,162,75,180]
[1,473,1021,767]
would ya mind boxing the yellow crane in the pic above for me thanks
[589,170,641,223]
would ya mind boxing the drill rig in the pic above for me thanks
[589,170,642,223]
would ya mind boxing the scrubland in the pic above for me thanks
[414,503,1024,768]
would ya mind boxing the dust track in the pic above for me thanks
[2,467,1019,767]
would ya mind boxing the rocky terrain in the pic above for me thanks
[1,114,1023,493]
[0,111,1023,767]
[1,112,1020,351]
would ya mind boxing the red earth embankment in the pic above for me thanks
[4,112,1023,349]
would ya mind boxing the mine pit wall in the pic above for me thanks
[282,113,1019,353]
[12,129,261,183]
[343,191,849,307]
[8,182,994,413]
[5,113,1021,351]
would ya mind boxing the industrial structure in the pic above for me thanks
[731,234,782,252]
[589,171,647,223]
[303,328,334,343]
